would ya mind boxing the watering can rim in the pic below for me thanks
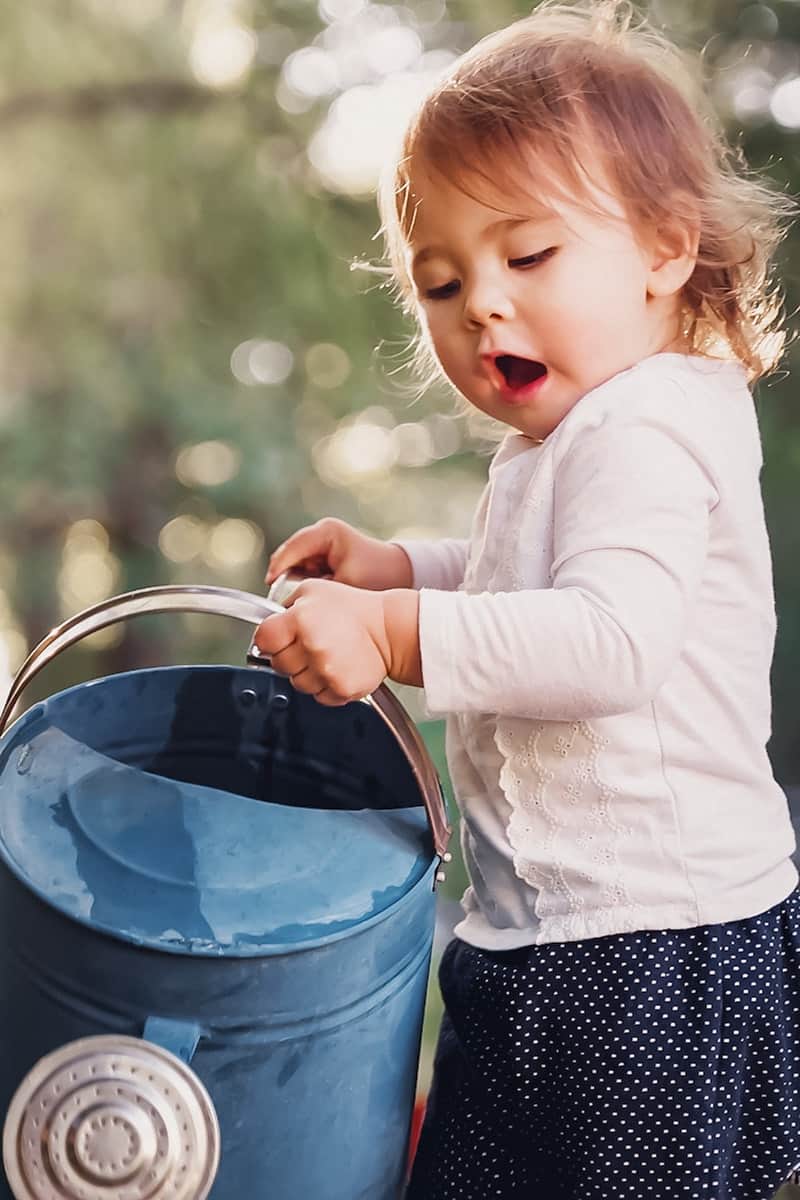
[0,661,441,957]
[0,584,451,864]
[0,783,439,959]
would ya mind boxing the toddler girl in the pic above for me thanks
[255,2,800,1196]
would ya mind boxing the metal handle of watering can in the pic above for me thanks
[0,584,451,868]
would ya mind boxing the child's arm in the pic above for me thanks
[416,419,719,720]
[392,538,469,593]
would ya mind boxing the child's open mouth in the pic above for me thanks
[493,354,548,396]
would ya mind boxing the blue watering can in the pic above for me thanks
[0,585,451,1200]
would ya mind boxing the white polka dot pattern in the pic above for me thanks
[407,889,800,1199]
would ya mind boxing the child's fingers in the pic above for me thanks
[266,526,334,583]
[252,611,295,657]
[270,555,329,586]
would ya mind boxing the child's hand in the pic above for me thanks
[253,578,421,705]
[266,518,413,592]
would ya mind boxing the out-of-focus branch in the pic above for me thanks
[0,80,230,127]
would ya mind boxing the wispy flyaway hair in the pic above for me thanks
[378,0,795,381]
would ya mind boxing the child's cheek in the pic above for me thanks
[419,311,449,359]
[414,312,435,348]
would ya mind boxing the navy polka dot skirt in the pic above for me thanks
[407,888,800,1200]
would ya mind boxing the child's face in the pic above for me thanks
[406,165,684,441]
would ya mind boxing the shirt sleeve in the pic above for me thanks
[418,419,720,720]
[391,538,469,592]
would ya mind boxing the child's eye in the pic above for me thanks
[508,247,557,269]
[424,280,460,301]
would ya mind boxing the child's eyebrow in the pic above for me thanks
[411,215,560,271]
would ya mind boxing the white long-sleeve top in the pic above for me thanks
[398,353,797,948]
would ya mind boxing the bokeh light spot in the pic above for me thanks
[313,419,398,486]
[206,519,265,569]
[175,440,241,488]
[305,342,352,389]
[282,46,340,98]
[65,519,110,553]
[364,26,423,75]
[159,515,207,563]
[770,76,800,127]
[231,339,294,386]
[393,421,434,467]
[58,523,121,614]
[190,23,257,90]
[308,63,455,194]
[319,0,367,24]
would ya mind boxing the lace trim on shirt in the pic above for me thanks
[495,717,639,941]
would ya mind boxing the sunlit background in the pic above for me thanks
[0,0,798,1094]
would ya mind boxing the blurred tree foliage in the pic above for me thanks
[0,0,797,778]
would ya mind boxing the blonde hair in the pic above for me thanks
[378,0,795,382]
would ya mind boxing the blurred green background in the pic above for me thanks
[0,0,797,1093]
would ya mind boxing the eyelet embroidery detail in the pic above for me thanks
[456,428,649,944]
[495,716,638,943]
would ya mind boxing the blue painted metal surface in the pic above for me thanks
[0,665,439,1199]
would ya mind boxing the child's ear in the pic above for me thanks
[646,218,699,299]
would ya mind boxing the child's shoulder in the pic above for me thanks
[554,352,754,456]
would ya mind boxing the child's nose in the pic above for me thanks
[462,277,515,327]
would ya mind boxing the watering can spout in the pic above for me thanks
[3,1035,220,1200]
